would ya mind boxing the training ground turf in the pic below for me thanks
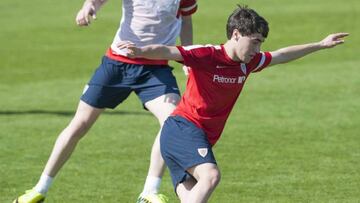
[1,0,359,202]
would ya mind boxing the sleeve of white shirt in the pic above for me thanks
[179,0,198,16]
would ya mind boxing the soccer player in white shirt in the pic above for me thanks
[13,0,197,202]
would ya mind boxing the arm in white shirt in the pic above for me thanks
[180,15,193,46]
[180,15,193,75]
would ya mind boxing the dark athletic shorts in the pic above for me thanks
[81,56,180,109]
[160,115,217,189]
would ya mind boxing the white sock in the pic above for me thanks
[140,176,162,197]
[34,174,54,195]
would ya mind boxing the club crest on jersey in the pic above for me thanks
[198,148,208,157]
[240,63,247,75]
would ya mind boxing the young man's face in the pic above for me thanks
[236,33,265,63]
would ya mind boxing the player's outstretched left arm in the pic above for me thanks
[117,42,184,61]
[269,33,349,66]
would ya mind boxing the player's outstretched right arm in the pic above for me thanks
[75,0,108,26]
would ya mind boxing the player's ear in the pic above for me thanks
[232,29,241,41]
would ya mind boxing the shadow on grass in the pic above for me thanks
[0,110,151,117]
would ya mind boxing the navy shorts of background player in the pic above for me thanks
[81,56,180,109]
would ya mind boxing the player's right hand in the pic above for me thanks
[75,2,97,26]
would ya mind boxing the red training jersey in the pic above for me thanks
[173,44,272,145]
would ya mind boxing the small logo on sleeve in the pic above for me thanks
[198,148,208,158]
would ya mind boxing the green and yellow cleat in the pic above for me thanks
[136,193,169,203]
[13,189,45,203]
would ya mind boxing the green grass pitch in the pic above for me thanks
[1,0,359,202]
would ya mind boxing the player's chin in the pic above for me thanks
[245,55,255,63]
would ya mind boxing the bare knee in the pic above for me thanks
[60,101,102,142]
[64,118,93,141]
[207,169,221,188]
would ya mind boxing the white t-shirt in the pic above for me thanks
[110,0,197,56]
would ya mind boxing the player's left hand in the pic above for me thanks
[117,41,135,49]
[117,41,139,58]
[320,33,349,48]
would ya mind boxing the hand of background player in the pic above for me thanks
[76,1,97,26]
[117,41,139,58]
[320,33,349,48]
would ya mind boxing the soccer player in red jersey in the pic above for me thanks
[122,5,348,203]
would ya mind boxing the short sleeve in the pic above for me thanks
[249,52,272,73]
[179,0,198,16]
[177,45,214,68]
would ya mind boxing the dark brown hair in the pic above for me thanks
[226,5,269,39]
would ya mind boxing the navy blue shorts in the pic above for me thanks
[160,116,217,189]
[81,56,180,109]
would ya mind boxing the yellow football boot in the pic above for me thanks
[13,189,45,203]
[136,193,169,203]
